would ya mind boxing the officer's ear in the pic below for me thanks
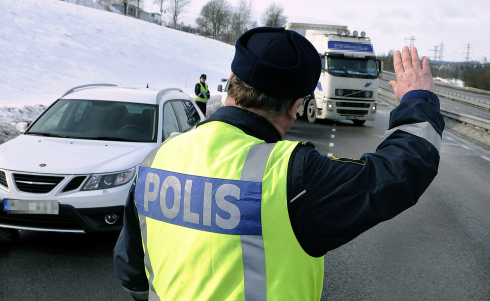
[287,98,303,120]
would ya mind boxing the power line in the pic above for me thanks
[405,36,416,49]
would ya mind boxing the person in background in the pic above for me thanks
[114,26,444,301]
[195,74,210,115]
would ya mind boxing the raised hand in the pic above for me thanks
[389,46,435,101]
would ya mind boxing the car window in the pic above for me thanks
[162,101,180,140]
[172,100,201,133]
[27,99,158,142]
[36,102,70,132]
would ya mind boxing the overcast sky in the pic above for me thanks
[143,0,490,63]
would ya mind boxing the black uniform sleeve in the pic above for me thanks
[113,182,149,300]
[288,90,445,257]
[195,83,201,96]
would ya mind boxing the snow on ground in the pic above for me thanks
[0,0,234,143]
[434,77,464,87]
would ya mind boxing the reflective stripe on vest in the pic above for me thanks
[195,82,209,103]
[137,143,275,301]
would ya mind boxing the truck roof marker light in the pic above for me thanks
[353,31,358,37]
[337,29,343,35]
[361,31,366,38]
[344,30,350,36]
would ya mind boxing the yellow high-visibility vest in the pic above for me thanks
[195,82,209,103]
[135,120,325,300]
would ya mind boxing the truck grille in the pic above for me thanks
[337,109,368,115]
[335,89,373,98]
[0,171,7,188]
[336,102,370,108]
[13,174,64,194]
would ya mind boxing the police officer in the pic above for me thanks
[114,27,444,301]
[195,74,210,115]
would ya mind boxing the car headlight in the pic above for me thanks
[82,167,136,191]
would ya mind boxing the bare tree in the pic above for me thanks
[167,0,191,29]
[196,0,232,40]
[153,0,167,25]
[229,0,254,43]
[134,0,144,19]
[261,2,287,27]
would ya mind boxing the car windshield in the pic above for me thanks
[26,99,158,142]
[327,57,378,79]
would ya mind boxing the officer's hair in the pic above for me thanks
[227,75,297,120]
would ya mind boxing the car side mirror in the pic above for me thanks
[221,78,227,82]
[217,85,223,92]
[16,122,28,133]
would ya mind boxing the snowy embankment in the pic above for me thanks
[0,0,234,143]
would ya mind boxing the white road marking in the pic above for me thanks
[331,135,335,138]
[462,145,471,149]
[332,129,336,131]
[482,156,490,161]
[329,143,334,147]
[327,153,333,157]
[446,137,454,141]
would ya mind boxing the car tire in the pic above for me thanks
[0,228,19,242]
[353,120,366,126]
[307,99,317,123]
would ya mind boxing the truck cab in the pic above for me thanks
[285,22,383,125]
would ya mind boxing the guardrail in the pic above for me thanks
[377,88,490,131]
[434,89,490,111]
[382,70,490,96]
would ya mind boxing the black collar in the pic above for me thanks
[197,106,282,143]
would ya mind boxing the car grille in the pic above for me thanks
[0,171,7,188]
[335,89,373,98]
[336,102,370,108]
[62,176,87,192]
[337,109,369,115]
[13,174,64,194]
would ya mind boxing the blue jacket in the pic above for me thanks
[114,90,444,299]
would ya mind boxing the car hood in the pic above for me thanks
[0,135,158,175]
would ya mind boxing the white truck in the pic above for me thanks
[284,22,383,125]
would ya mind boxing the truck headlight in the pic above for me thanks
[327,101,334,111]
[372,103,377,112]
[82,167,136,191]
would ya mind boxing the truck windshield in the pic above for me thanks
[327,57,378,79]
[26,99,158,142]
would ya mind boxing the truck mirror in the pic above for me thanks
[217,85,223,92]
[221,78,227,82]
[377,60,383,78]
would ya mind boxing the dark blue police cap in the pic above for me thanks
[231,27,321,99]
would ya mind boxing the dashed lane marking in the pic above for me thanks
[332,129,336,131]
[327,153,333,157]
[482,156,490,161]
[462,145,471,149]
[331,135,335,138]
[329,143,334,147]
[446,137,454,141]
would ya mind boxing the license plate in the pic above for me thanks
[346,116,359,120]
[3,199,59,215]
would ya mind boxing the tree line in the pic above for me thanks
[378,50,490,91]
[195,0,287,45]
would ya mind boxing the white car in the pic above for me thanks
[0,84,204,233]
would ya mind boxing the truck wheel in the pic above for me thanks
[352,120,366,126]
[307,99,317,123]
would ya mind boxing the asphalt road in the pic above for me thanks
[1,99,490,300]
[284,100,490,301]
